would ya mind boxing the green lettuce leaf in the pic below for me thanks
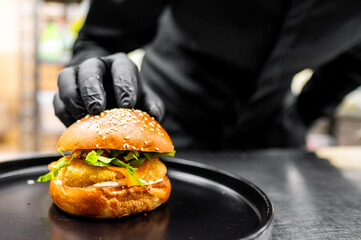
[84,151,100,165]
[98,156,113,164]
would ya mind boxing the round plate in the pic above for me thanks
[0,155,274,240]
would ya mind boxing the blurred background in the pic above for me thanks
[0,0,88,154]
[0,0,361,155]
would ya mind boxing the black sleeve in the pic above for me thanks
[69,0,168,66]
[297,43,361,126]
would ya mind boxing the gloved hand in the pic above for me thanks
[53,53,165,126]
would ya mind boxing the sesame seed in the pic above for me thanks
[96,144,99,148]
[132,146,136,150]
[124,136,130,140]
[77,120,80,122]
[155,147,159,151]
[150,128,154,132]
[140,127,144,131]
[103,136,106,140]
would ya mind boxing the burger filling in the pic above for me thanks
[37,149,175,187]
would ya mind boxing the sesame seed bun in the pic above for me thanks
[49,176,171,218]
[57,108,174,153]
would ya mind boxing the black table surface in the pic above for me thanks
[176,149,361,239]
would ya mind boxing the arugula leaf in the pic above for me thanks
[111,158,144,186]
[37,171,57,182]
[142,151,175,161]
[154,151,176,157]
[96,149,104,156]
[124,151,139,161]
[143,153,152,161]
[110,149,124,156]
[111,158,137,174]
[37,149,74,182]
[57,147,66,158]
[129,157,146,166]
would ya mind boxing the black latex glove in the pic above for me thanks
[53,53,165,127]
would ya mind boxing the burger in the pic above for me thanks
[38,108,174,218]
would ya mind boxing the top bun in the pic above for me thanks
[57,108,174,153]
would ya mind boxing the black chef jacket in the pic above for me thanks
[71,0,361,150]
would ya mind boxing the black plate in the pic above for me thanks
[0,154,273,240]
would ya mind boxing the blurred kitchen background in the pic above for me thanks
[0,0,361,154]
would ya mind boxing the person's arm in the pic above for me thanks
[297,44,361,126]
[54,0,168,126]
[70,0,167,65]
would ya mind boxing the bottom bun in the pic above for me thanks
[49,176,171,218]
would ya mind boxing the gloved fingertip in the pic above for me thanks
[119,100,135,109]
[53,93,77,127]
[147,104,165,122]
[88,102,106,115]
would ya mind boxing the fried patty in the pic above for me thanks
[50,157,167,188]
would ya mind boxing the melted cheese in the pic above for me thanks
[106,159,152,187]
